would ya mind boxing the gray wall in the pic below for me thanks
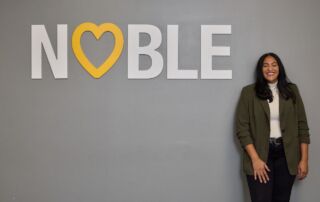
[0,0,319,201]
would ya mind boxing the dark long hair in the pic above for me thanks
[254,52,296,103]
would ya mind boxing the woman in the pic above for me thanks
[235,52,310,202]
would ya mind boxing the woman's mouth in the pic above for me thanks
[266,72,275,76]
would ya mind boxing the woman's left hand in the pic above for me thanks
[297,160,308,180]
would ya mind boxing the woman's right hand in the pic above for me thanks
[252,158,270,183]
[244,144,271,184]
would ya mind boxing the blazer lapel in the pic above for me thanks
[259,98,270,121]
[259,95,286,130]
[279,95,286,130]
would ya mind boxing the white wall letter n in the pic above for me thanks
[31,24,68,79]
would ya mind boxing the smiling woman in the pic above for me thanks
[235,52,310,202]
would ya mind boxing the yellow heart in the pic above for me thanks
[72,22,124,78]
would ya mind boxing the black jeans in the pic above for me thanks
[246,139,296,202]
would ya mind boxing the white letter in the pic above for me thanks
[128,24,163,79]
[31,24,68,79]
[167,25,198,79]
[201,25,232,79]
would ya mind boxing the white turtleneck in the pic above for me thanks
[268,80,282,138]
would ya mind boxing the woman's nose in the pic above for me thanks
[268,66,274,71]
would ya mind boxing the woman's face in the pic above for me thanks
[262,56,279,83]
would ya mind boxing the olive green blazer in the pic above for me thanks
[235,83,310,175]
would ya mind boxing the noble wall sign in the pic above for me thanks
[31,23,232,79]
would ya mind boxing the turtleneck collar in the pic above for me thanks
[268,80,278,89]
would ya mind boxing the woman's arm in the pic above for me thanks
[235,87,253,148]
[298,143,309,180]
[293,84,310,180]
[294,84,310,144]
[235,87,270,183]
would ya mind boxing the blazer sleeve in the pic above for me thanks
[293,84,311,144]
[235,87,253,149]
